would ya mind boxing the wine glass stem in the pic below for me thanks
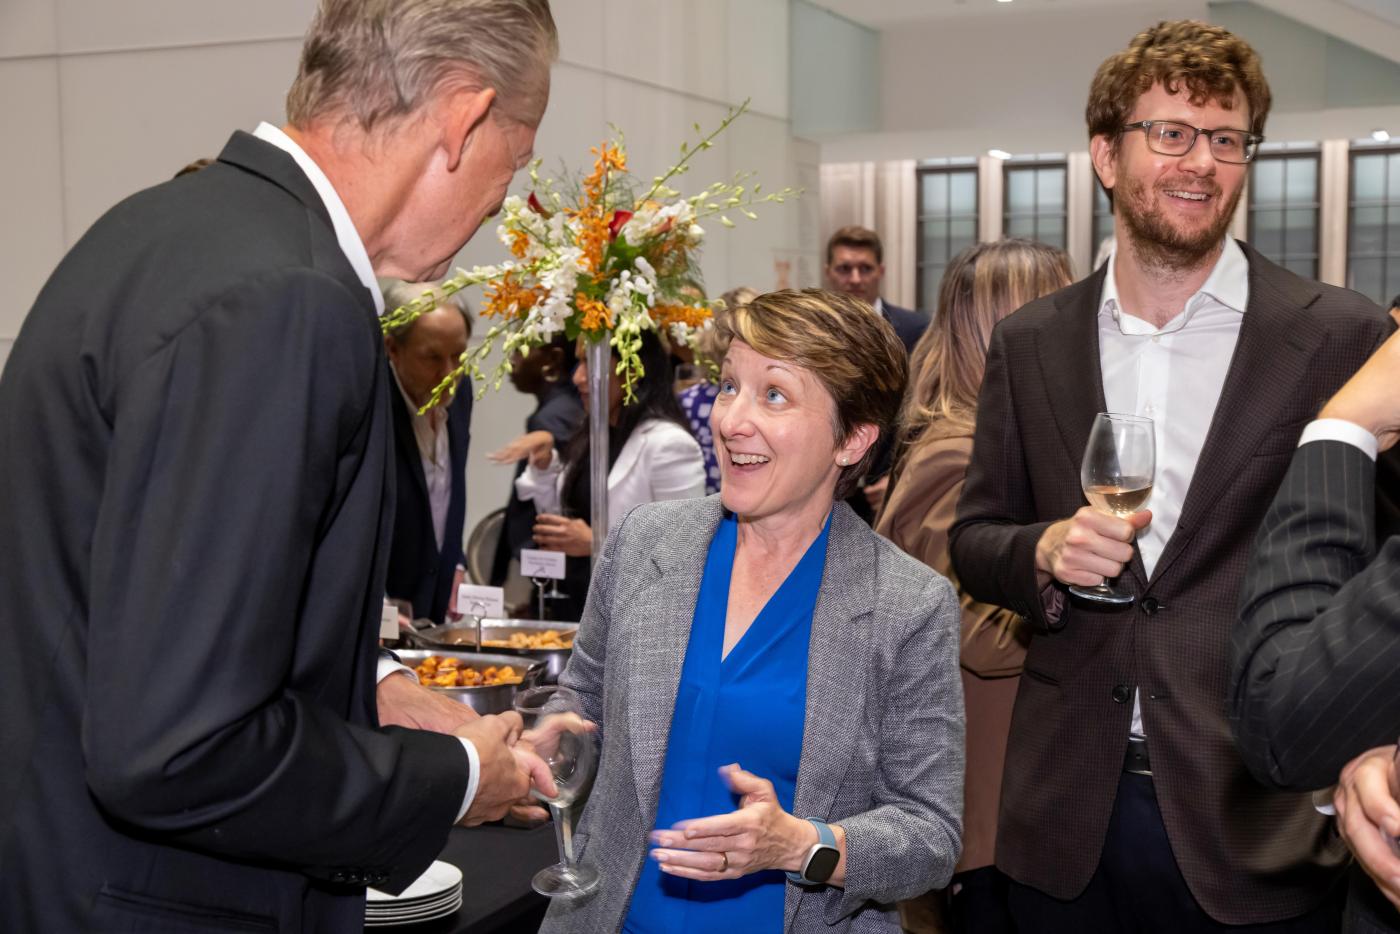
[550,802,575,866]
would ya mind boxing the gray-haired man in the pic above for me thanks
[0,2,556,929]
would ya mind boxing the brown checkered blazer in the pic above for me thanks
[948,242,1388,924]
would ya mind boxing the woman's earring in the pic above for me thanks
[541,364,559,382]
[838,456,848,466]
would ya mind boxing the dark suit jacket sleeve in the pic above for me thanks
[948,324,1059,632]
[82,270,467,880]
[1230,439,1400,791]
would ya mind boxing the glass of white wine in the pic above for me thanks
[1068,412,1155,606]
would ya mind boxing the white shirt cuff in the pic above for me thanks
[1313,787,1337,816]
[1298,418,1378,461]
[376,654,417,684]
[455,738,481,823]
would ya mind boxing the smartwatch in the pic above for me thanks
[786,818,840,885]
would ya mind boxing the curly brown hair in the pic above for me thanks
[1086,20,1271,148]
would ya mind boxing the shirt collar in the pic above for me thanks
[1099,237,1249,325]
[252,122,384,315]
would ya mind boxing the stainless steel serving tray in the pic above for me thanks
[396,649,546,715]
[411,619,579,683]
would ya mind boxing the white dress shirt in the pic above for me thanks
[392,369,452,550]
[1098,238,1249,738]
[252,122,478,819]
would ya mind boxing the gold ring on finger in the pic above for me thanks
[719,852,729,872]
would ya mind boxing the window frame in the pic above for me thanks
[915,163,980,311]
[1002,157,1069,250]
[1247,147,1321,282]
[1347,144,1400,306]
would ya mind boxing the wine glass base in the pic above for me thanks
[1068,584,1136,606]
[532,862,600,900]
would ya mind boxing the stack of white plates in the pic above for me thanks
[365,860,463,928]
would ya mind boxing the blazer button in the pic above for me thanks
[1142,597,1161,615]
[1112,685,1131,704]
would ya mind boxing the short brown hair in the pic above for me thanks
[718,288,907,499]
[1086,20,1271,146]
[825,225,883,266]
[287,0,558,132]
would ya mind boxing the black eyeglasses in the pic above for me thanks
[1121,120,1263,164]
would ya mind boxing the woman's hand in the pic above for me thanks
[488,430,555,468]
[647,764,841,882]
[1334,745,1400,910]
[533,514,592,557]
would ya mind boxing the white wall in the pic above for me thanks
[0,0,819,555]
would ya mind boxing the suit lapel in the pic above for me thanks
[1035,270,1150,586]
[792,504,876,824]
[388,375,431,504]
[627,497,722,827]
[1149,245,1326,584]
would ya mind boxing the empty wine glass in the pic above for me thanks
[1068,412,1155,606]
[515,687,599,899]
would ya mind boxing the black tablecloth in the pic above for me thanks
[370,823,556,933]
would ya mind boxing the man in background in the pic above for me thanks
[0,1,557,930]
[383,280,473,625]
[825,224,929,516]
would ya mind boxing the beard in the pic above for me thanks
[1115,172,1241,273]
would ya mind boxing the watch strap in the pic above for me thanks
[786,818,837,884]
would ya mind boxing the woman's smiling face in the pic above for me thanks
[711,340,850,521]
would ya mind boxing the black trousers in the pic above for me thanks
[1008,772,1342,934]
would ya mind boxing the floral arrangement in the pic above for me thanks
[380,99,797,409]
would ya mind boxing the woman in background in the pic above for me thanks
[514,328,704,620]
[877,239,1072,934]
[487,335,584,595]
[678,286,757,494]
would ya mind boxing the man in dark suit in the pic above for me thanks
[383,281,473,625]
[1232,332,1400,933]
[949,19,1388,932]
[0,1,558,930]
[825,225,929,519]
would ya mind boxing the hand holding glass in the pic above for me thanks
[1068,413,1155,606]
[514,686,600,898]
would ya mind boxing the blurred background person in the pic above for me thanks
[511,328,704,620]
[539,288,962,934]
[487,334,584,601]
[877,238,1073,934]
[678,285,757,495]
[824,225,929,521]
[382,280,474,625]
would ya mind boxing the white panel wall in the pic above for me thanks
[0,0,814,558]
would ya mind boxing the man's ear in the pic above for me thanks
[1090,133,1117,197]
[440,85,497,173]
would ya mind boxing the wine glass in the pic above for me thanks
[514,686,599,899]
[1068,413,1155,606]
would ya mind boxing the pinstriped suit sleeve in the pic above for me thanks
[1230,439,1400,791]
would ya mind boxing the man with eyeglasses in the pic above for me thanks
[950,19,1390,932]
[824,225,929,518]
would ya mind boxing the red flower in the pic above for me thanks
[608,210,634,241]
[527,192,552,218]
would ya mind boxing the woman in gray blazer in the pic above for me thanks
[539,288,964,933]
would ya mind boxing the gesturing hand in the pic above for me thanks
[1319,329,1400,452]
[647,764,821,881]
[488,431,555,468]
[1334,745,1400,911]
[1035,506,1152,589]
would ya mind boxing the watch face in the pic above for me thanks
[805,846,841,884]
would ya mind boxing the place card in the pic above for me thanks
[520,548,566,580]
[380,599,400,640]
[456,583,505,619]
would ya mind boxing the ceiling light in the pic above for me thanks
[997,0,1014,3]
[988,149,1012,160]
[1373,129,1392,142]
